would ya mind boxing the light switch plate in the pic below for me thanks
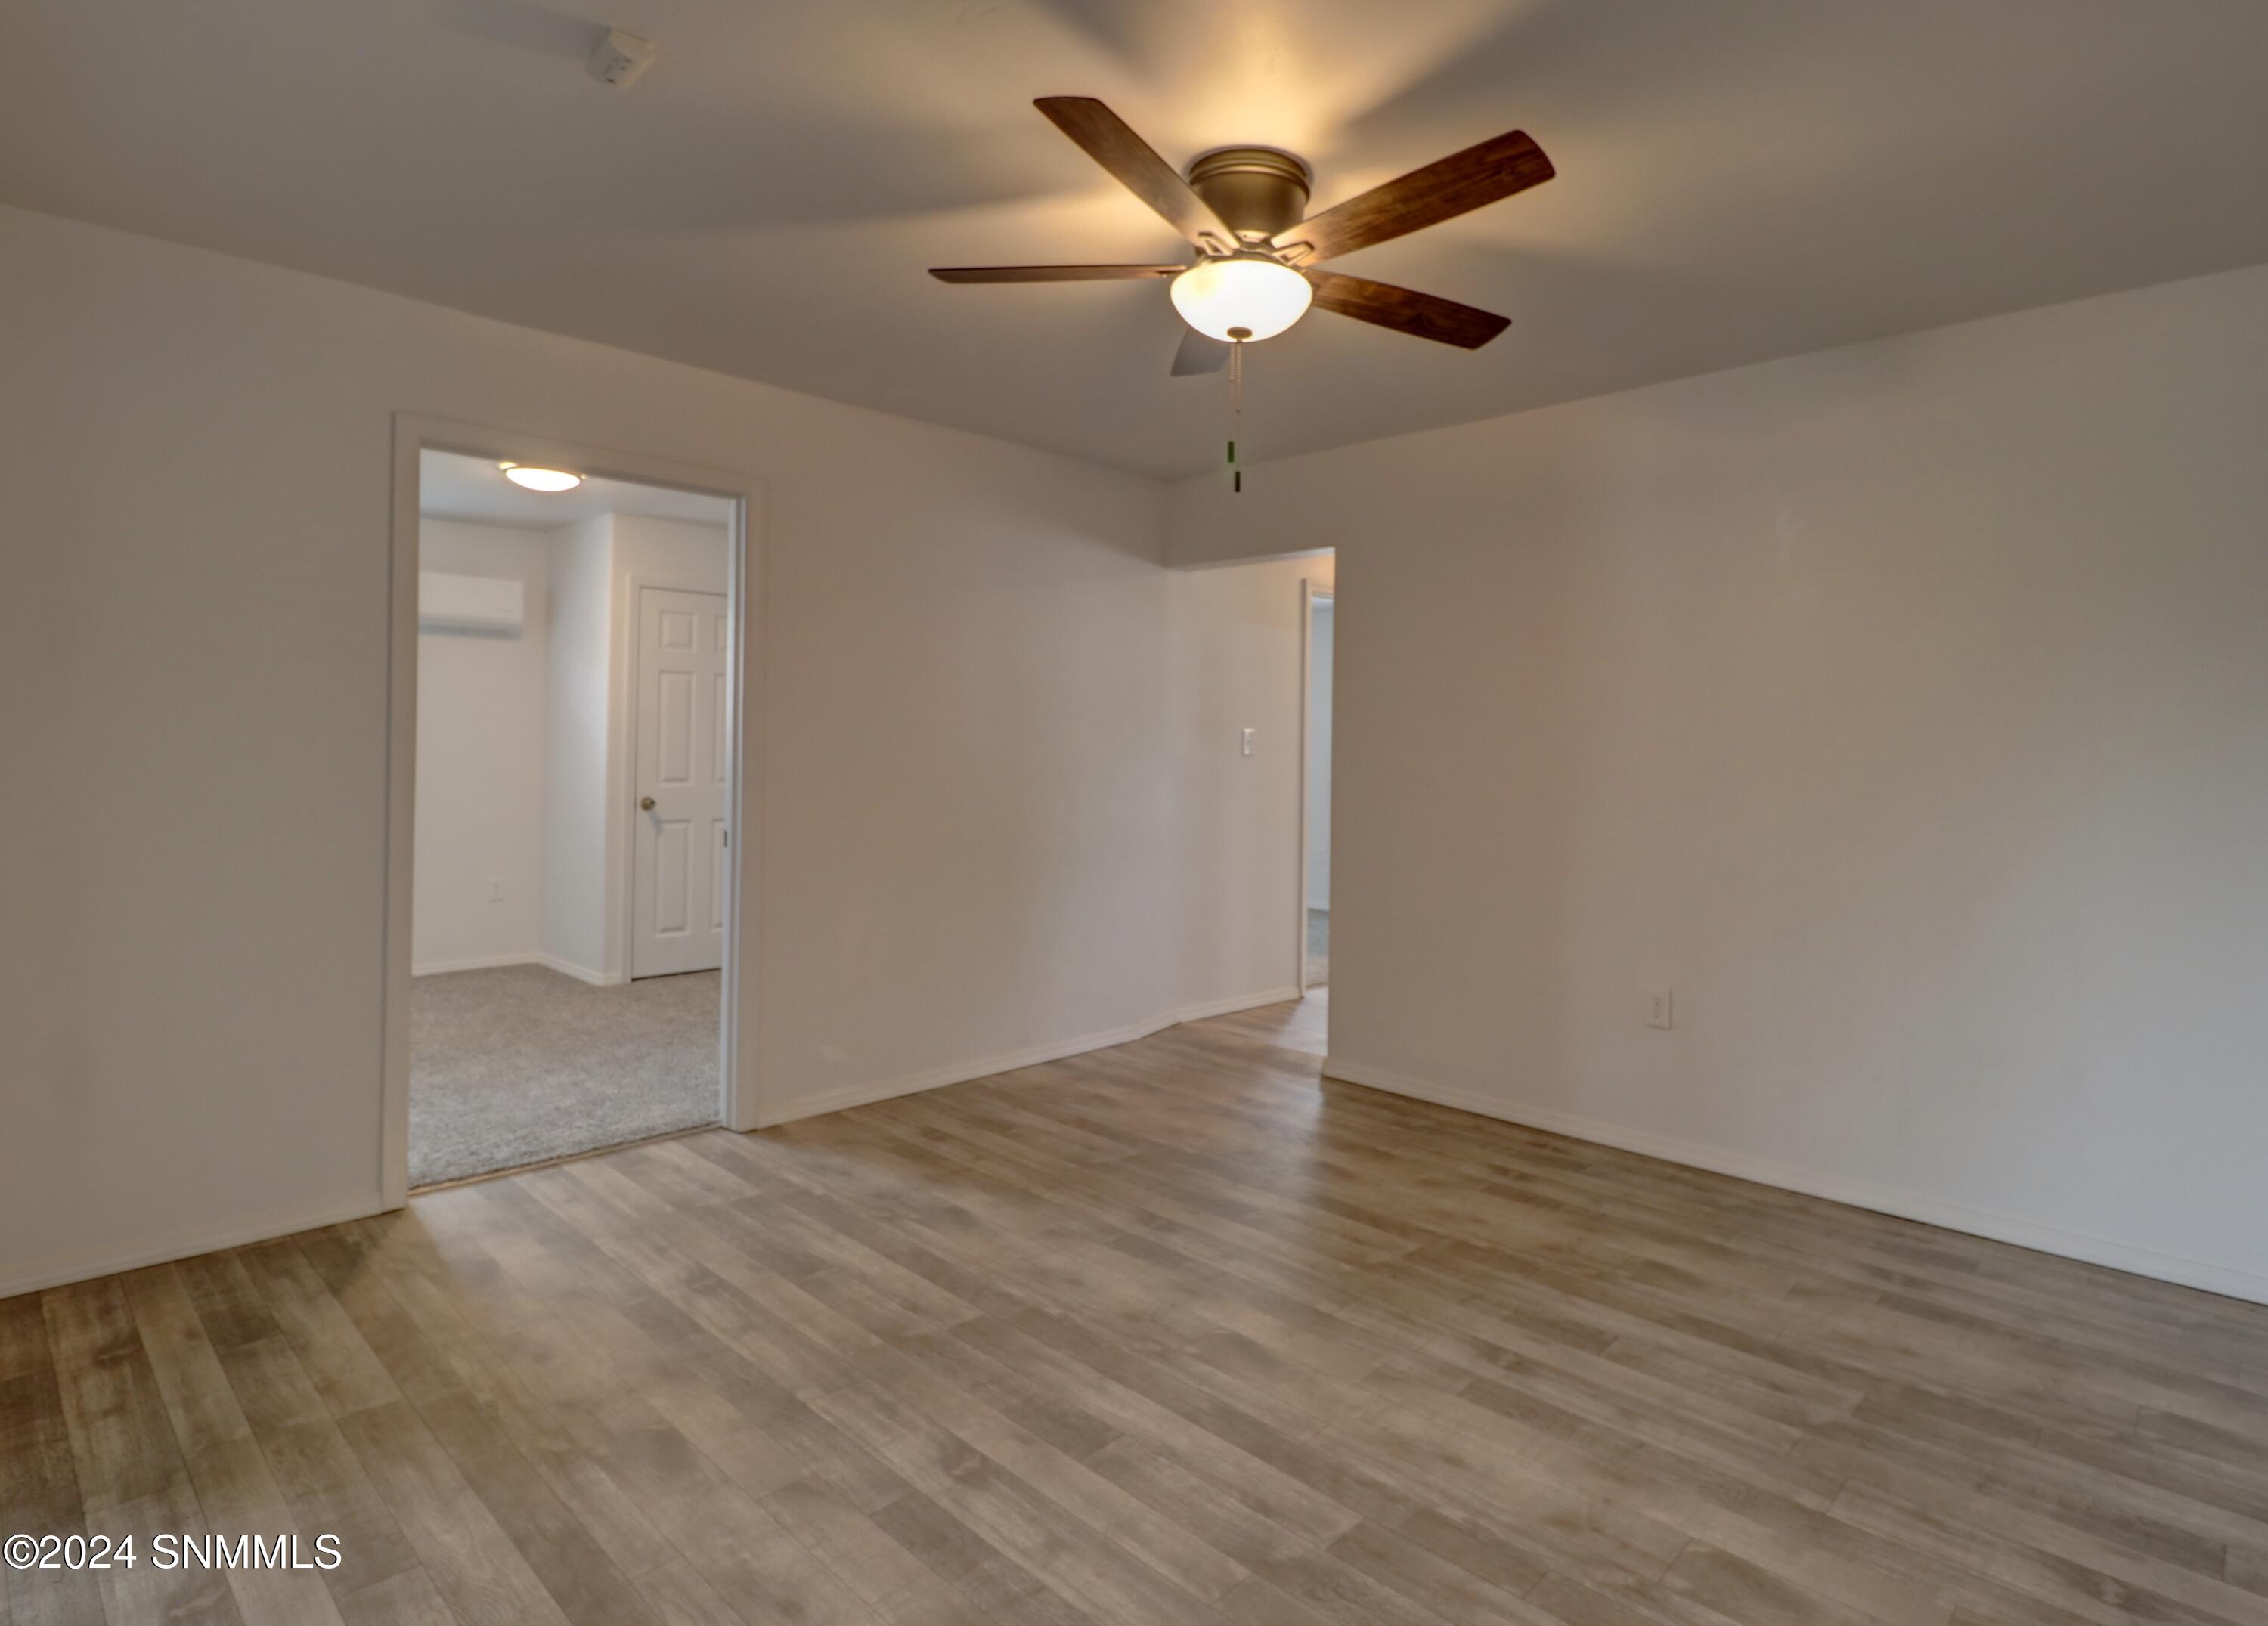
[1241,727,1255,757]
[1643,989,1673,1030]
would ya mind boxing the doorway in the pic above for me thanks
[1300,580,1333,993]
[383,421,757,1200]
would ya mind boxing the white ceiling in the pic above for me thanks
[10,1,2268,478]
[420,448,733,528]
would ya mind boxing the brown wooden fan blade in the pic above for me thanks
[929,265,1184,283]
[1035,97,1231,245]
[1275,130,1554,262]
[1170,327,1230,376]
[1304,269,1510,348]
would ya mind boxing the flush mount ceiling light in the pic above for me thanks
[499,462,583,493]
[931,99,1555,373]
[1169,252,1313,343]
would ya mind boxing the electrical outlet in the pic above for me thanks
[488,878,506,903]
[1241,727,1256,757]
[1643,989,1673,1030]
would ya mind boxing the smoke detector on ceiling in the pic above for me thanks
[588,28,655,88]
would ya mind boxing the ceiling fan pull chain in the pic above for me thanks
[1228,336,1244,493]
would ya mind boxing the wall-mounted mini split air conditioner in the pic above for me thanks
[418,571,525,635]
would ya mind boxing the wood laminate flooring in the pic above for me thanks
[6,991,2268,1624]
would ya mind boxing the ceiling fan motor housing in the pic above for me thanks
[1186,147,1312,241]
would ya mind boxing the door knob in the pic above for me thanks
[640,796,656,810]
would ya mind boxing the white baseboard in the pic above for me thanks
[412,951,541,977]
[760,986,1310,1128]
[759,1015,1176,1127]
[1173,985,1303,1023]
[0,1193,386,1303]
[1321,1055,2268,1309]
[534,953,621,986]
[412,953,623,986]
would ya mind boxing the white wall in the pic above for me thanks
[1167,554,1335,1014]
[540,516,615,980]
[1306,599,1333,912]
[411,521,549,972]
[612,513,730,599]
[0,202,1195,1295]
[1170,262,2268,1302]
[20,187,2257,1309]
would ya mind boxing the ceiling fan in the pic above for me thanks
[931,98,1555,376]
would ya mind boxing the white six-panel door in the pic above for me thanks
[632,586,728,979]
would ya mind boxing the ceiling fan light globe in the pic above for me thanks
[1170,256,1312,343]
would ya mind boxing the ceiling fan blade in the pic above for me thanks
[1035,97,1231,246]
[1170,328,1230,376]
[1275,130,1554,262]
[929,264,1184,283]
[1304,269,1510,348]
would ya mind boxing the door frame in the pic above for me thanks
[622,578,730,983]
[382,413,764,1208]
[1297,578,1334,994]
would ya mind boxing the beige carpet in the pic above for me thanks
[410,962,719,1187]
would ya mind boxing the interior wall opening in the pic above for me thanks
[1303,581,1334,996]
[407,447,737,1187]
